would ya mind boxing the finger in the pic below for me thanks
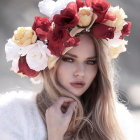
[55,97,74,109]
[61,102,71,113]
[65,101,77,116]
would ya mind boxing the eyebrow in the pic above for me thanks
[64,52,97,59]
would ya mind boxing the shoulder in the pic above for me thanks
[115,102,138,140]
[0,90,47,140]
[0,90,36,105]
[0,90,37,119]
[0,90,35,112]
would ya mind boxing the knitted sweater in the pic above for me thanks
[0,90,137,140]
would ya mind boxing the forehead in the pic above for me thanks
[66,34,96,57]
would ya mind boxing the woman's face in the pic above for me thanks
[56,34,98,97]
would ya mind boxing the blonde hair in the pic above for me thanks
[36,33,125,140]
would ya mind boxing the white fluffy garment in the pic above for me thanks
[0,90,138,140]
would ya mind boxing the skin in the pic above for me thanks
[46,97,77,140]
[45,34,98,140]
[57,34,98,97]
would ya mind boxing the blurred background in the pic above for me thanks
[0,0,140,137]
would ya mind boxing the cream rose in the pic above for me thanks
[78,7,94,27]
[104,6,127,32]
[109,44,127,59]
[104,38,128,59]
[12,27,37,47]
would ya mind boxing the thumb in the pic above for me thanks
[65,101,77,116]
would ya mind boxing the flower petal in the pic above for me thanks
[26,41,51,71]
[38,0,76,19]
[5,39,21,61]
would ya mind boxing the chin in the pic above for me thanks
[62,84,85,97]
[68,89,84,97]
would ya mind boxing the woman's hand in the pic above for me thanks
[45,97,77,140]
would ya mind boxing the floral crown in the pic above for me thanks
[5,0,132,78]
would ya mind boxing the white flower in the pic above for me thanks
[18,44,35,56]
[104,38,128,59]
[5,39,29,74]
[104,6,127,32]
[10,58,20,73]
[5,39,51,72]
[38,0,76,19]
[5,39,35,61]
[113,31,122,39]
[5,39,21,62]
[26,41,51,71]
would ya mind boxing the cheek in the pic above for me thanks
[87,65,98,82]
[56,63,71,83]
[57,64,70,75]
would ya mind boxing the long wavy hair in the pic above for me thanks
[36,33,125,140]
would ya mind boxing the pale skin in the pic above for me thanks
[45,34,98,140]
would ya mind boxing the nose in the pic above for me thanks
[73,63,85,78]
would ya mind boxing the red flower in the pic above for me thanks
[85,0,92,7]
[53,2,79,28]
[18,56,39,77]
[91,0,110,23]
[104,10,116,21]
[92,24,115,39]
[120,21,132,39]
[47,27,70,56]
[32,16,52,40]
[47,27,80,56]
[64,36,80,47]
[48,42,64,57]
[76,0,86,9]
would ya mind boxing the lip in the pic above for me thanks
[70,81,85,88]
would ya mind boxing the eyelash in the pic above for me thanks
[62,57,97,65]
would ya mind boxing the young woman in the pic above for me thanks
[1,0,136,140]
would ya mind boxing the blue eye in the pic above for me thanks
[62,57,97,65]
[86,60,97,65]
[62,57,73,62]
